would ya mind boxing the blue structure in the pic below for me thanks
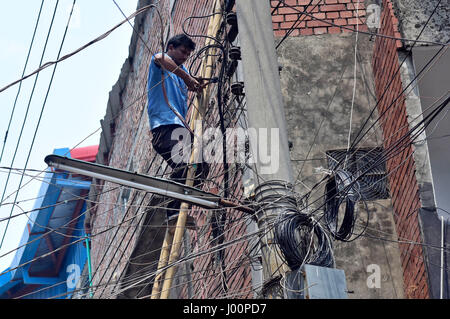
[0,146,98,299]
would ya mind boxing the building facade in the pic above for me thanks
[85,0,448,299]
[0,145,98,299]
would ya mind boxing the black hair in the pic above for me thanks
[166,34,196,51]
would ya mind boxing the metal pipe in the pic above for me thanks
[85,235,93,298]
[47,161,220,209]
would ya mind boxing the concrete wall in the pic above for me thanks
[391,0,450,46]
[88,0,253,299]
[392,0,450,299]
[276,32,404,298]
[86,0,427,299]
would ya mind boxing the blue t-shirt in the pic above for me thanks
[147,54,189,131]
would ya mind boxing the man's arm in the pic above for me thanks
[154,53,202,92]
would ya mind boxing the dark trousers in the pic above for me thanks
[151,124,209,218]
[152,124,191,183]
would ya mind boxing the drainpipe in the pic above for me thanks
[85,235,93,298]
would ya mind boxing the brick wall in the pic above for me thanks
[372,0,429,299]
[271,0,368,36]
[89,0,252,299]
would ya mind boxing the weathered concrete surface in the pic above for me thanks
[392,0,450,46]
[399,49,450,299]
[276,33,405,298]
[277,33,382,200]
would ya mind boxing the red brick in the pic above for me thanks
[326,12,340,19]
[300,28,314,35]
[346,2,365,10]
[285,14,300,22]
[283,0,298,6]
[358,24,369,32]
[334,18,347,26]
[355,9,366,17]
[278,6,298,14]
[314,27,328,34]
[272,14,284,23]
[340,11,353,18]
[274,29,287,37]
[280,21,298,29]
[328,26,342,34]
[348,17,366,25]
[287,28,301,36]
[307,20,330,27]
[305,5,320,13]
[271,1,280,8]
[313,12,326,19]
[320,4,346,11]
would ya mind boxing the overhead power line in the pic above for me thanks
[0,0,78,250]
[0,0,61,250]
[0,4,157,94]
[0,0,45,164]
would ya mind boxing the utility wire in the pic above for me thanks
[0,0,61,250]
[275,0,318,50]
[5,0,449,299]
[349,0,446,150]
[0,0,45,164]
[272,0,448,46]
[0,0,78,250]
[0,4,156,94]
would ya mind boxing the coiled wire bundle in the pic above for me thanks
[324,169,369,242]
[274,212,335,270]
[253,180,334,271]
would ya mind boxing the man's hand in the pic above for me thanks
[185,76,207,93]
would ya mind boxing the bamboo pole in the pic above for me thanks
[152,0,223,299]
[150,229,174,299]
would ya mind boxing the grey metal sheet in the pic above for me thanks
[303,264,348,299]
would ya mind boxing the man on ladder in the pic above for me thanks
[147,34,209,232]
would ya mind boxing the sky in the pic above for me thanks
[0,0,139,271]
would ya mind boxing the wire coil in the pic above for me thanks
[324,169,369,242]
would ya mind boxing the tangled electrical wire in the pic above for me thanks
[275,211,335,270]
[321,95,450,243]
[254,180,335,271]
[324,169,360,241]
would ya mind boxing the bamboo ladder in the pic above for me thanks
[151,0,224,299]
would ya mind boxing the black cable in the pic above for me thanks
[272,0,447,46]
[254,180,335,271]
[323,169,369,242]
[318,96,450,243]
[182,12,224,47]
[271,1,285,15]
[349,0,446,151]
[275,0,317,50]
[291,93,447,246]
[0,0,45,165]
[0,0,61,250]
[275,210,334,270]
